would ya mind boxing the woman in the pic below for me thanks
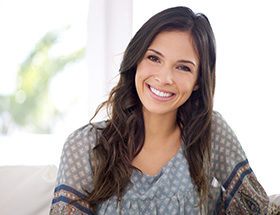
[50,6,271,214]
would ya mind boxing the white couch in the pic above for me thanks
[0,165,57,215]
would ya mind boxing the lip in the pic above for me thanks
[146,83,176,101]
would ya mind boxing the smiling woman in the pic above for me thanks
[50,6,278,215]
[135,31,199,116]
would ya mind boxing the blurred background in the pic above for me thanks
[0,0,279,195]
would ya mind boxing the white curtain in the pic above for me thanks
[86,0,133,120]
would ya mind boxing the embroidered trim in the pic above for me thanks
[223,160,253,210]
[240,192,260,214]
[54,184,88,199]
[51,184,93,215]
[223,159,248,189]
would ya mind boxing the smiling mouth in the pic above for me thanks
[147,84,175,98]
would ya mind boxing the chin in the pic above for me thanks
[143,105,177,116]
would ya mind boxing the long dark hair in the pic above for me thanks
[87,6,216,213]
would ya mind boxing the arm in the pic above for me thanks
[210,112,269,214]
[50,124,97,215]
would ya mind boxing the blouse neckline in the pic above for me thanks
[132,142,184,179]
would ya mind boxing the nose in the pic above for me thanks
[154,66,173,85]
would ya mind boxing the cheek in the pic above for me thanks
[135,71,140,91]
[176,78,196,95]
[135,67,146,92]
[136,60,156,78]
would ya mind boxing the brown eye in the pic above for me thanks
[147,55,160,63]
[177,65,191,72]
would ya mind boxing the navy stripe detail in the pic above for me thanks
[224,168,253,210]
[54,184,88,199]
[223,159,248,189]
[52,196,94,215]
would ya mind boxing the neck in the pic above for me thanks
[142,109,180,149]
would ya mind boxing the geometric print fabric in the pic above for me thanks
[50,112,269,214]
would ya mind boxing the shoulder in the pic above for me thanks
[65,121,106,148]
[211,110,240,145]
[55,121,106,192]
[210,111,247,163]
[211,110,244,153]
[64,121,105,148]
[210,112,269,213]
[210,111,247,181]
[50,122,107,215]
[212,110,229,129]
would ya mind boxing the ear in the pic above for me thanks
[193,83,199,91]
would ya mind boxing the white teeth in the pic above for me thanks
[150,86,173,97]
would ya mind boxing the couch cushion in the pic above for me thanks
[0,165,57,215]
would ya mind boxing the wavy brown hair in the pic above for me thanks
[87,6,216,213]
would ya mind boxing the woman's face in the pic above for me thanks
[135,30,199,117]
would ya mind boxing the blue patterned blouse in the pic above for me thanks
[50,112,270,214]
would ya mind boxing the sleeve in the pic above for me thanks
[210,111,270,214]
[49,124,97,215]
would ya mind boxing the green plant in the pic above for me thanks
[0,27,84,134]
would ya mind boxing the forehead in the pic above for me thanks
[148,30,199,65]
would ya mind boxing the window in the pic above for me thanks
[0,0,89,165]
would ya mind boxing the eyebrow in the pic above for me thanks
[147,48,196,67]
